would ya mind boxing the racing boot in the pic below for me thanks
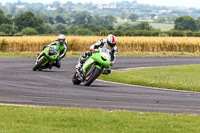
[76,51,91,70]
[52,59,61,68]
[102,68,111,75]
[56,59,61,68]
[76,61,83,70]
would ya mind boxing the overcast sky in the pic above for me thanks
[3,0,200,8]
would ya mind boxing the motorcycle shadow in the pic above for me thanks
[35,70,66,73]
[77,84,113,88]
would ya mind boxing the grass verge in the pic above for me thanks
[1,105,200,133]
[99,64,200,92]
[0,52,81,58]
[1,52,200,58]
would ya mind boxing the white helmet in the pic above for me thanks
[58,34,65,45]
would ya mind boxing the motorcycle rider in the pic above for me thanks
[76,34,118,74]
[36,34,68,68]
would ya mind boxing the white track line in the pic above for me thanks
[112,67,153,71]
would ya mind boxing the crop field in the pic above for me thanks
[1,36,200,55]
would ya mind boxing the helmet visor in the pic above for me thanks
[59,39,65,44]
[107,41,116,48]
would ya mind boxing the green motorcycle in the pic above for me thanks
[72,47,111,86]
[33,45,59,71]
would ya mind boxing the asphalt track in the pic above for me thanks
[1,57,200,114]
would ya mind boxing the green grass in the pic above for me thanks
[1,105,200,133]
[117,52,200,57]
[149,22,174,31]
[99,64,200,92]
[116,18,174,31]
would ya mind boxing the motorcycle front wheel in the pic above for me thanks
[84,67,101,86]
[33,58,46,71]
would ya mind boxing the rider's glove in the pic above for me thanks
[90,49,99,53]
[110,61,113,66]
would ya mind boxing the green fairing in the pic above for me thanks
[37,46,59,68]
[49,42,66,53]
[43,47,59,60]
[82,48,111,72]
[39,56,48,67]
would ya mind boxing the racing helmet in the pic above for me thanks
[58,34,65,45]
[107,34,117,48]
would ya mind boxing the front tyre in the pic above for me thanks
[84,67,101,86]
[33,58,46,71]
[72,72,81,85]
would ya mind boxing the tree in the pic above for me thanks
[0,14,11,25]
[174,16,198,31]
[196,17,200,30]
[104,14,117,26]
[14,12,35,31]
[128,14,139,22]
[79,24,107,33]
[49,17,55,24]
[55,15,66,24]
[57,8,66,14]
[14,11,47,33]
[0,24,13,34]
[21,27,38,35]
[0,9,12,25]
[74,28,93,35]
[42,15,54,24]
[134,22,154,30]
[52,23,67,31]
[93,15,106,25]
[73,11,93,25]
[0,8,4,15]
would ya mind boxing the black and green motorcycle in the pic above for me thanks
[72,47,111,86]
[33,46,59,71]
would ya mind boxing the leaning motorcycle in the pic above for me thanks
[33,45,59,71]
[72,47,111,86]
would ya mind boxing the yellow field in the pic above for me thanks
[1,36,200,54]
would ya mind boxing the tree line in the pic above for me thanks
[1,9,200,36]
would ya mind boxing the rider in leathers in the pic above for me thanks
[76,34,118,74]
[36,34,68,68]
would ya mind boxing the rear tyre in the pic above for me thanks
[72,72,81,85]
[84,67,101,86]
[33,58,46,71]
